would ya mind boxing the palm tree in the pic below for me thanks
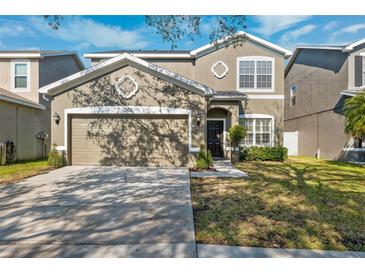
[343,91,365,148]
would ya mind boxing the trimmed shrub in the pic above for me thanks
[228,125,246,163]
[47,144,64,168]
[195,144,213,170]
[196,157,209,170]
[240,146,288,162]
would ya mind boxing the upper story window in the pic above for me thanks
[11,60,30,92]
[237,56,274,92]
[290,84,297,107]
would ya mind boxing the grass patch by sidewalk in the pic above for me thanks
[0,159,52,184]
[191,157,365,251]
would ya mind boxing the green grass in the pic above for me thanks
[191,157,365,251]
[0,159,52,184]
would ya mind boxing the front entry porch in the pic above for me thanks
[207,98,242,160]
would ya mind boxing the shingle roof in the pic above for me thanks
[0,88,45,110]
[210,91,247,101]
[87,50,191,54]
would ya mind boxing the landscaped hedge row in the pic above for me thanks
[239,146,288,161]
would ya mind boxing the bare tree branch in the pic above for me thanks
[43,15,247,49]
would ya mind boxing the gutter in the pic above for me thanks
[0,94,46,110]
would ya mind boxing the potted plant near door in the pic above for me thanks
[228,125,246,163]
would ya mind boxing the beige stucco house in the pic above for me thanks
[284,39,365,163]
[0,51,84,161]
[39,32,291,167]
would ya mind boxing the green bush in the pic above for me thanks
[195,144,213,170]
[240,146,288,162]
[207,150,213,167]
[47,144,64,168]
[196,157,209,170]
[228,125,247,163]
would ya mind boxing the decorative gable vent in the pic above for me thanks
[115,75,139,99]
[211,61,229,79]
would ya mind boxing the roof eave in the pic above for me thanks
[0,53,43,59]
[0,94,45,110]
[84,53,194,60]
[190,31,292,59]
[39,53,213,97]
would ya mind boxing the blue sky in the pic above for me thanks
[1,15,365,66]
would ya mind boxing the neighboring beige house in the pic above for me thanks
[284,40,365,163]
[0,51,84,161]
[39,32,291,167]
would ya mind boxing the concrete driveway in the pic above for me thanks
[0,166,196,257]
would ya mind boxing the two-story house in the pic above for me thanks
[0,51,84,161]
[284,39,365,163]
[38,32,291,167]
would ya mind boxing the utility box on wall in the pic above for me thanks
[284,131,298,156]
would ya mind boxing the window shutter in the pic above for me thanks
[354,55,363,87]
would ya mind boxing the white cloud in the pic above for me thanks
[29,16,149,49]
[0,22,33,37]
[339,23,365,34]
[252,16,312,37]
[200,17,218,33]
[323,21,338,31]
[329,23,365,43]
[280,24,317,43]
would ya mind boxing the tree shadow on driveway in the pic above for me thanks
[0,166,196,257]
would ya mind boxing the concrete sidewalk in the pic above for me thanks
[197,244,365,258]
[191,160,248,178]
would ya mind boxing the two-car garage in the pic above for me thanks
[69,113,190,167]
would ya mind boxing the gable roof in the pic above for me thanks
[84,31,292,60]
[0,50,84,70]
[285,45,347,76]
[343,38,365,52]
[38,53,214,96]
[190,31,292,58]
[0,88,45,110]
[285,39,365,76]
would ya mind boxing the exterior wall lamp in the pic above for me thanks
[53,112,61,125]
[196,113,202,126]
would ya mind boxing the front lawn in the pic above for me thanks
[191,157,365,251]
[0,159,52,184]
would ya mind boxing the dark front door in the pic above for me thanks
[207,120,224,158]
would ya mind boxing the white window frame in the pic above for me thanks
[11,59,31,92]
[290,84,297,107]
[239,114,275,147]
[237,56,275,93]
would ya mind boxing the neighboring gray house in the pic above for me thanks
[284,40,365,163]
[0,51,84,161]
[39,32,291,167]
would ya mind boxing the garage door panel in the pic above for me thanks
[70,116,189,167]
